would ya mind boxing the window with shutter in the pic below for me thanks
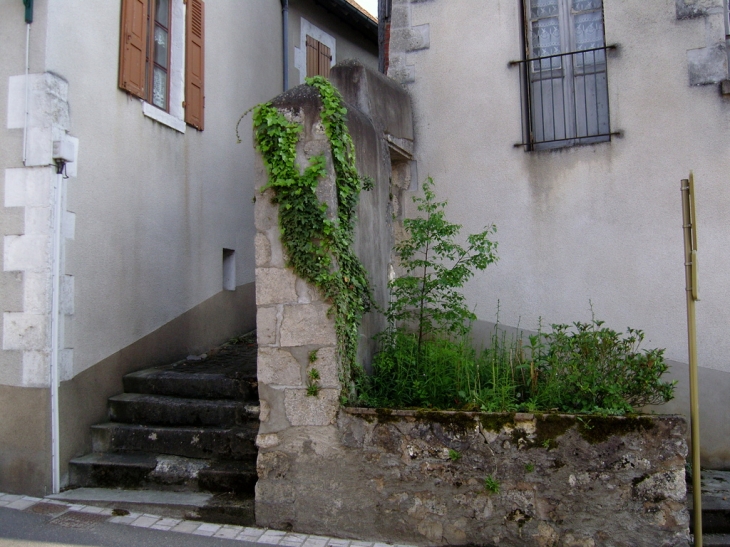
[306,35,332,78]
[118,0,202,132]
[185,0,205,130]
[119,0,171,108]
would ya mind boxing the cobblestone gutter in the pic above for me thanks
[257,409,690,547]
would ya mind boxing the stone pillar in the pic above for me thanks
[253,89,345,527]
[253,65,415,533]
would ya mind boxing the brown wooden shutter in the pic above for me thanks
[319,43,331,78]
[306,35,318,78]
[118,0,148,98]
[185,0,205,130]
[306,36,332,78]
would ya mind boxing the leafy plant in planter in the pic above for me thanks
[357,180,675,414]
[356,178,498,408]
[534,320,676,414]
[386,177,498,353]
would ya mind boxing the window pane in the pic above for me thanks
[154,26,169,68]
[531,15,561,72]
[531,17,561,57]
[530,0,559,18]
[572,0,602,12]
[152,66,167,109]
[155,0,169,27]
[574,11,604,50]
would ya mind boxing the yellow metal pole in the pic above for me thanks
[681,173,702,547]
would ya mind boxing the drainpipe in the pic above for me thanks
[22,0,33,165]
[50,139,73,495]
[49,167,63,494]
[281,0,289,91]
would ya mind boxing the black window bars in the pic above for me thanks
[510,44,620,150]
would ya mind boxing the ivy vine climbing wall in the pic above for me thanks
[251,77,373,399]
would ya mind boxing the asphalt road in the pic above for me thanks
[0,507,259,547]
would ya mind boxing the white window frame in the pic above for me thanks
[142,0,186,133]
[294,18,336,84]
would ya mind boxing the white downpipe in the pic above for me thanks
[50,170,63,494]
[23,23,30,166]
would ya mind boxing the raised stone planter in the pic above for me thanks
[256,409,689,547]
[252,63,690,546]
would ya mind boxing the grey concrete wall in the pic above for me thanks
[387,0,730,467]
[44,0,280,379]
[0,385,50,496]
[0,0,280,494]
[330,60,416,367]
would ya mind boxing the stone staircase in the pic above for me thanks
[66,334,259,524]
[690,470,730,546]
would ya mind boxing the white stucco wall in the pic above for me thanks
[391,0,730,464]
[35,0,283,378]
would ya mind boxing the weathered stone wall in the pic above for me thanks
[258,409,690,547]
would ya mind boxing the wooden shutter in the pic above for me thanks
[306,35,318,78]
[119,0,148,98]
[185,0,205,130]
[306,36,332,78]
[319,43,331,78]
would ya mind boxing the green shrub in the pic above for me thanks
[536,320,676,414]
[359,319,676,414]
[357,330,471,409]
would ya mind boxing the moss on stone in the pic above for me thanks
[414,411,478,434]
[374,408,400,424]
[578,416,655,444]
[531,414,576,449]
[478,413,515,433]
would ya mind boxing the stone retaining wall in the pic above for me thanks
[257,409,690,547]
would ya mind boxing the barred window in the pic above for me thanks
[515,0,612,150]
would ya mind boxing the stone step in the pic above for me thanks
[68,453,257,494]
[704,511,730,535]
[690,496,730,535]
[108,393,259,427]
[91,422,258,461]
[197,492,256,526]
[705,535,730,547]
[47,487,213,520]
[47,487,255,525]
[123,366,257,401]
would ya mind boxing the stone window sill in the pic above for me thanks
[142,102,186,134]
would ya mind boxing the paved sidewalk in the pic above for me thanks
[0,493,410,547]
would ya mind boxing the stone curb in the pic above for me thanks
[0,492,415,547]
